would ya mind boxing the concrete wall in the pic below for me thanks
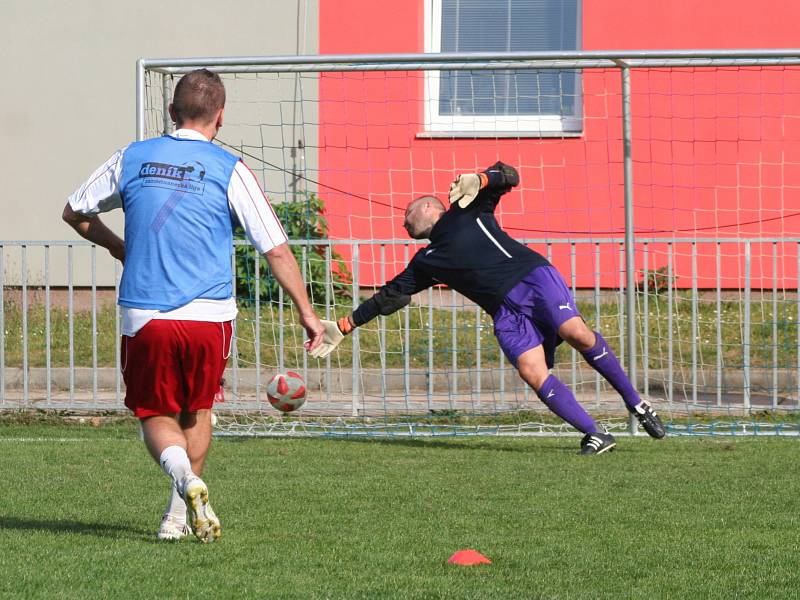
[1,0,318,285]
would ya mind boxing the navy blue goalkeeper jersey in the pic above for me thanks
[352,182,550,325]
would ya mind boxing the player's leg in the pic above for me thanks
[558,317,665,439]
[516,345,602,436]
[153,410,214,542]
[151,410,217,543]
[160,484,189,541]
[140,415,187,460]
[158,401,216,540]
[122,320,219,542]
[516,348,615,455]
[173,409,219,542]
[558,316,636,405]
[168,321,233,542]
[523,265,665,440]
[493,298,614,454]
[178,322,231,474]
[141,415,190,541]
[137,415,196,540]
[122,325,193,540]
[180,409,213,473]
[157,389,221,538]
[139,418,197,496]
[138,415,191,541]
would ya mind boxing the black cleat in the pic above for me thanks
[580,432,617,455]
[631,399,666,439]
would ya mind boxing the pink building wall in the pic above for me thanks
[317,1,800,289]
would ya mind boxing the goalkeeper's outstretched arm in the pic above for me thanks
[310,264,432,359]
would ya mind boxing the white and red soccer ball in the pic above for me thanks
[266,371,306,413]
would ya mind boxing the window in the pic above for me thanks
[424,0,582,136]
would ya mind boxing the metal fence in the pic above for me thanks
[6,49,800,433]
[2,238,798,423]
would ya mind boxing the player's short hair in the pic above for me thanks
[412,195,445,213]
[171,69,226,125]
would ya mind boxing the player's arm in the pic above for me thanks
[264,242,324,351]
[62,149,126,263]
[310,261,433,359]
[448,161,519,210]
[228,160,324,351]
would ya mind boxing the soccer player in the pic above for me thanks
[312,162,665,454]
[63,69,325,541]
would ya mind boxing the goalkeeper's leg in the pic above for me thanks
[516,345,601,435]
[517,346,616,455]
[494,299,614,453]
[559,317,665,439]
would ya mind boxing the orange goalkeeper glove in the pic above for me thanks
[337,315,354,335]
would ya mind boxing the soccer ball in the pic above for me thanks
[266,371,306,413]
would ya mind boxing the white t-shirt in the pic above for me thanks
[68,129,288,336]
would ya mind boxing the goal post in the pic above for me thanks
[138,50,800,436]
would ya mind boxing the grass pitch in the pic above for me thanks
[1,421,799,599]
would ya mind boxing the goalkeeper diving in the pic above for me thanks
[312,162,665,454]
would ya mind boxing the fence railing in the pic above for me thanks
[2,238,798,417]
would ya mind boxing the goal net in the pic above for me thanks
[140,53,800,436]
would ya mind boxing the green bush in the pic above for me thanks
[234,192,352,306]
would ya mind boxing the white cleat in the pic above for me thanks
[157,514,190,541]
[179,475,221,543]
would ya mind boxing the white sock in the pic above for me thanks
[159,445,193,488]
[164,483,187,521]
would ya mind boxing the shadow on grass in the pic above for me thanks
[219,432,581,453]
[0,516,151,540]
[216,431,661,455]
[310,435,580,454]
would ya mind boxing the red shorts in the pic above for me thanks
[121,319,233,418]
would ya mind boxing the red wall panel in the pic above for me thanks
[318,1,800,289]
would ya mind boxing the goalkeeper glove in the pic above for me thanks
[309,316,354,359]
[448,172,489,208]
[485,161,519,189]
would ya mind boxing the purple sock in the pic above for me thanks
[581,332,640,411]
[536,375,598,434]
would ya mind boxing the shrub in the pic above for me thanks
[234,192,352,306]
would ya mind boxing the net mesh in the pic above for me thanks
[140,59,800,436]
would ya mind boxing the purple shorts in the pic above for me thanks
[492,266,581,368]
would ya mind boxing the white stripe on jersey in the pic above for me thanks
[229,161,288,254]
[475,217,512,258]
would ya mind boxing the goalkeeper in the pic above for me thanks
[314,162,665,454]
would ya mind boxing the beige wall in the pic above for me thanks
[0,0,318,285]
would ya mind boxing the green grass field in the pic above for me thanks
[1,421,799,599]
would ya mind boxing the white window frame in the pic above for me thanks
[423,0,581,137]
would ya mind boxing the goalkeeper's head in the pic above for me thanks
[403,195,445,239]
[168,68,226,139]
